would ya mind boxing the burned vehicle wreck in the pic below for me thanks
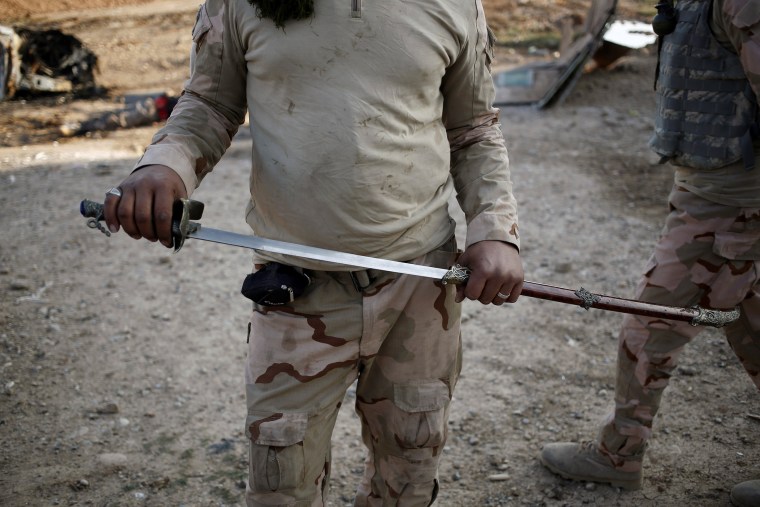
[0,24,99,101]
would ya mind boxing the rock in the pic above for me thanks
[9,280,32,291]
[69,479,90,491]
[149,477,170,489]
[96,402,119,414]
[488,473,510,481]
[208,438,235,454]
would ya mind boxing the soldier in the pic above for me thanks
[102,0,524,505]
[539,0,760,505]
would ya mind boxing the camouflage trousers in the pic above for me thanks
[244,238,461,506]
[598,186,760,471]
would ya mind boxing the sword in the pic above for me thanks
[80,198,739,328]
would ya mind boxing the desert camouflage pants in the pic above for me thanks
[244,239,462,506]
[598,186,760,470]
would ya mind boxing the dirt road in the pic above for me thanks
[1,1,758,506]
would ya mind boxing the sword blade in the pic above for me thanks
[188,224,449,280]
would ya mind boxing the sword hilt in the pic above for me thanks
[79,198,205,251]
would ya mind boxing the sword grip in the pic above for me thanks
[79,198,182,246]
[80,197,205,251]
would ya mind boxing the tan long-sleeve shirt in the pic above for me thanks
[134,0,519,268]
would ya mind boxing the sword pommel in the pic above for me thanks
[80,199,110,236]
[80,199,104,220]
[441,264,470,285]
[689,305,740,327]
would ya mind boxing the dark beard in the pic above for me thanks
[248,0,315,28]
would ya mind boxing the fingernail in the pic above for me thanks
[108,224,118,233]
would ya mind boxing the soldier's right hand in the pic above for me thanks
[103,164,188,248]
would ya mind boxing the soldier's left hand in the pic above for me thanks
[455,240,523,305]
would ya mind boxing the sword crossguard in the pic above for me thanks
[171,198,205,252]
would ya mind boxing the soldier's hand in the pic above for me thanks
[103,164,187,248]
[455,240,523,305]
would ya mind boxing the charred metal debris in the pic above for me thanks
[0,24,100,101]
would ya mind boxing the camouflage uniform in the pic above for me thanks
[245,240,461,505]
[596,0,760,471]
[598,187,760,469]
[129,0,519,504]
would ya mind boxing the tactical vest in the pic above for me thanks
[649,0,760,170]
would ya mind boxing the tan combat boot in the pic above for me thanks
[539,441,643,490]
[730,480,760,507]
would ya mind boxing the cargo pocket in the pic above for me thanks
[246,412,308,494]
[392,380,450,449]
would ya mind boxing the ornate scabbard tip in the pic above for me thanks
[441,264,470,285]
[690,306,740,328]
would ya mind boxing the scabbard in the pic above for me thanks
[521,281,739,328]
